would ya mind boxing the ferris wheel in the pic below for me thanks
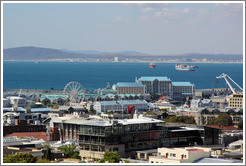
[63,81,83,103]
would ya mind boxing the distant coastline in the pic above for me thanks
[3,59,243,64]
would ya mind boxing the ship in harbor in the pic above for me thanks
[149,63,156,68]
[175,64,198,71]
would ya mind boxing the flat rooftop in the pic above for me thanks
[52,116,163,126]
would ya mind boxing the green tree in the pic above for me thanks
[36,159,52,163]
[44,144,53,161]
[237,121,243,130]
[165,116,178,123]
[216,113,233,127]
[183,116,196,124]
[124,159,130,163]
[145,111,157,115]
[99,152,122,163]
[58,144,81,159]
[3,153,37,163]
[165,116,196,124]
[207,117,217,125]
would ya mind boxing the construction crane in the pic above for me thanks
[25,94,36,113]
[12,89,22,112]
[216,73,243,94]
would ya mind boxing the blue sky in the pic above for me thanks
[3,2,244,55]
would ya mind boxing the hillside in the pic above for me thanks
[3,46,243,61]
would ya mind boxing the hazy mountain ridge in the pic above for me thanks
[3,46,243,60]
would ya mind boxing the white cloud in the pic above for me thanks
[141,7,154,12]
[214,3,243,14]
[182,8,190,14]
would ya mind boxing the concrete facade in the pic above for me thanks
[149,147,211,163]
[112,82,146,94]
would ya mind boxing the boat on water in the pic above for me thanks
[175,64,198,71]
[149,63,156,68]
[35,61,40,64]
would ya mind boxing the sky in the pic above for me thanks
[2,2,244,55]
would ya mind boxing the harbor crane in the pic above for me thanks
[12,89,22,112]
[216,73,243,94]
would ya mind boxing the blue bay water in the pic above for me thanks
[3,61,244,91]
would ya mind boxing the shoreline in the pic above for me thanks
[3,60,244,64]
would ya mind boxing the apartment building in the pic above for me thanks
[112,82,146,94]
[227,92,243,109]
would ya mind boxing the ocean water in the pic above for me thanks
[3,61,244,90]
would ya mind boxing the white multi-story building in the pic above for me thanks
[227,92,243,109]
[136,76,195,99]
[172,82,195,98]
[149,147,211,163]
[112,82,146,94]
[93,100,149,113]
[136,77,172,96]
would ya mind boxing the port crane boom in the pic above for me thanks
[12,89,22,112]
[216,73,243,94]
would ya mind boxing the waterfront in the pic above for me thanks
[3,61,243,90]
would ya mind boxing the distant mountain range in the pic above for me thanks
[60,49,148,55]
[3,46,243,61]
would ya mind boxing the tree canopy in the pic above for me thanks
[207,113,233,127]
[216,113,233,127]
[237,121,243,130]
[165,116,196,124]
[44,144,53,161]
[99,152,122,163]
[3,153,38,163]
[58,143,81,159]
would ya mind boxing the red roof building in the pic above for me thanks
[206,125,238,130]
[5,132,47,141]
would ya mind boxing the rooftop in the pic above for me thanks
[194,157,242,163]
[4,132,47,141]
[138,76,171,82]
[96,100,148,106]
[52,116,163,126]
[172,82,194,86]
[113,82,145,87]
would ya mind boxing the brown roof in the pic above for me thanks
[206,125,238,130]
[5,132,47,141]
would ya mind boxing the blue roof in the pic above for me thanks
[172,82,194,86]
[138,76,171,81]
[114,82,144,87]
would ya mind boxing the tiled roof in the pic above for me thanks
[5,132,47,141]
